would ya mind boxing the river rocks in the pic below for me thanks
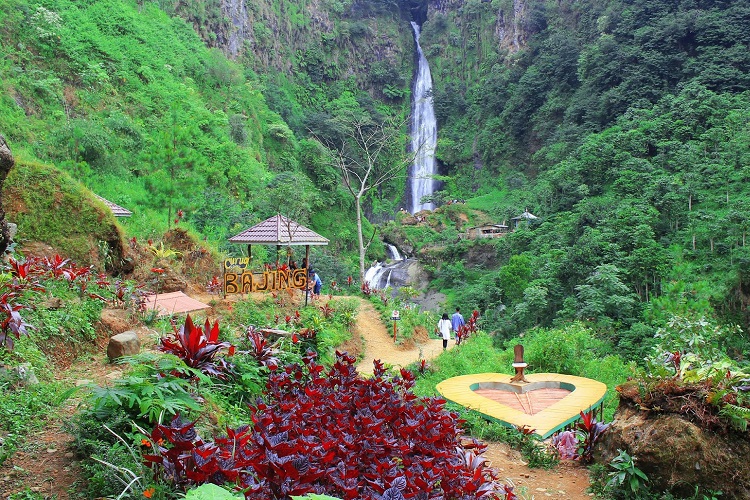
[597,395,750,497]
[107,331,141,361]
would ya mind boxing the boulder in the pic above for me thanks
[107,331,141,361]
[160,268,188,293]
[0,134,14,255]
[597,397,750,497]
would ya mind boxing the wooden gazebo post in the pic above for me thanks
[304,244,310,307]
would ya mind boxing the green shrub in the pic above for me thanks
[522,322,606,374]
[0,383,62,464]
[414,332,511,397]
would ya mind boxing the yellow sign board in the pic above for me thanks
[223,258,309,294]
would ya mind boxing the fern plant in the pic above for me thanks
[88,354,204,424]
[719,403,750,431]
[148,241,182,261]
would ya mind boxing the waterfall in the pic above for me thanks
[385,243,403,261]
[364,243,407,290]
[364,262,388,288]
[408,21,438,214]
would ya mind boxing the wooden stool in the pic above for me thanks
[510,344,529,383]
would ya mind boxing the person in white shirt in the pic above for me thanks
[437,313,452,350]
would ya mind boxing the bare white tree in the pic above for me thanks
[312,114,422,282]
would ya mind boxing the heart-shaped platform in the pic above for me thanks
[436,372,607,438]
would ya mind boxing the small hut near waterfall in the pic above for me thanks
[466,223,510,239]
[510,209,538,229]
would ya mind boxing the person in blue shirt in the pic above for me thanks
[309,269,323,297]
[451,307,465,335]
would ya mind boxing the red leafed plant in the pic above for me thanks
[0,292,32,350]
[6,257,46,294]
[158,315,234,379]
[242,325,280,370]
[456,310,480,345]
[551,410,609,463]
[319,302,335,319]
[417,358,430,375]
[361,281,376,298]
[42,254,71,278]
[284,311,301,327]
[206,276,222,294]
[145,351,508,499]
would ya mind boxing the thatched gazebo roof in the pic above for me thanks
[228,214,328,246]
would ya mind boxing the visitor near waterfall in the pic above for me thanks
[451,307,465,334]
[437,313,452,350]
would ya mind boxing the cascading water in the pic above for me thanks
[407,21,438,214]
[364,243,406,290]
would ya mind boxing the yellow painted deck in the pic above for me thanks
[436,372,607,438]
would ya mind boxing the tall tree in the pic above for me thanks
[312,113,419,282]
[142,108,206,227]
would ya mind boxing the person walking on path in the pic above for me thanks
[309,269,323,298]
[437,313,452,350]
[451,307,465,335]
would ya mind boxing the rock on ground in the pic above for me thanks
[597,396,750,497]
[107,331,141,361]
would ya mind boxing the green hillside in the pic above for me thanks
[2,0,750,345]
[0,0,389,274]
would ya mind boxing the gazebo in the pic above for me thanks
[466,223,510,239]
[228,214,329,304]
[95,194,132,217]
[510,209,538,229]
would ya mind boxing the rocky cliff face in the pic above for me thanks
[209,0,413,95]
[0,134,13,256]
[428,0,531,56]
[494,0,530,53]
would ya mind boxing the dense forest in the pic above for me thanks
[1,0,750,498]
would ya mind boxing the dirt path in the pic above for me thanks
[354,298,447,374]
[352,298,593,499]
[0,323,155,499]
[482,445,592,498]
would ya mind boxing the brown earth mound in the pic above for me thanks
[597,380,750,497]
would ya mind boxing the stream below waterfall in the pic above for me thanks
[364,243,413,291]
